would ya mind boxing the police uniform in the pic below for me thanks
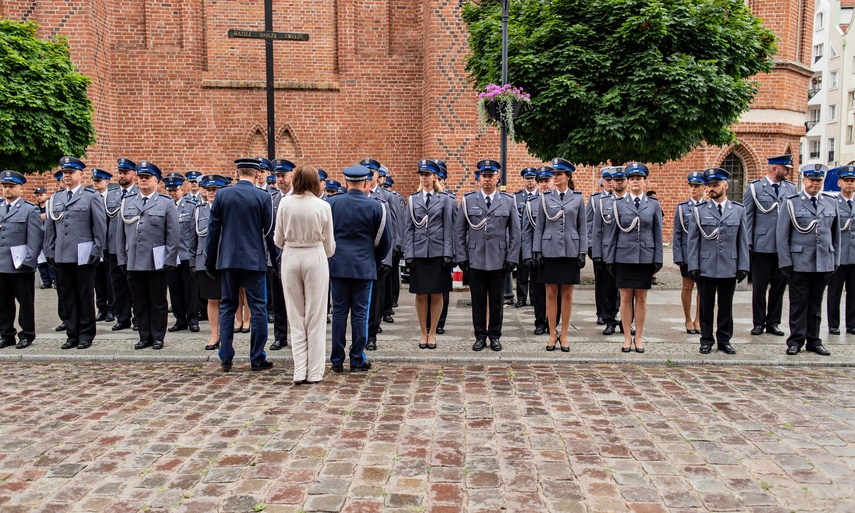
[267,159,294,351]
[116,162,180,350]
[164,173,200,333]
[520,167,551,334]
[264,173,278,194]
[686,168,749,354]
[827,165,855,334]
[189,176,222,302]
[591,168,622,333]
[673,172,707,278]
[90,168,115,322]
[587,167,611,325]
[328,164,392,371]
[454,159,521,351]
[514,168,539,307]
[44,157,107,349]
[534,159,586,285]
[743,154,798,335]
[106,158,139,330]
[34,187,54,289]
[778,164,840,355]
[48,171,68,331]
[318,169,329,201]
[183,170,203,205]
[0,171,44,348]
[429,161,457,333]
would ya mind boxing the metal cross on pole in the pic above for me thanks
[228,0,309,160]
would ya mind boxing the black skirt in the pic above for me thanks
[538,257,580,285]
[679,263,690,278]
[409,257,452,294]
[196,270,222,300]
[615,263,654,290]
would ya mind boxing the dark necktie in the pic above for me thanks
[142,197,148,207]
[527,193,533,201]
[485,195,492,209]
[121,189,128,200]
[811,196,817,210]
[848,199,852,210]
[718,203,723,216]
[772,183,779,197]
[425,193,431,209]
[67,190,73,202]
[634,197,640,209]
[560,192,565,202]
[5,203,10,214]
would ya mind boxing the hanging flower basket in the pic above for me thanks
[477,84,531,140]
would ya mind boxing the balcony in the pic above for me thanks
[809,87,821,99]
[806,120,819,131]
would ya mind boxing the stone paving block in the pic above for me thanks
[203,466,244,483]
[303,494,346,512]
[340,500,383,513]
[45,464,86,478]
[309,477,350,495]
[220,494,261,512]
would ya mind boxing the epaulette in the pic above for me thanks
[822,192,836,198]
[787,193,800,199]
[784,180,796,185]
[573,190,581,195]
[677,200,688,206]
[83,188,96,193]
[159,193,171,199]
[647,195,659,201]
[748,178,762,184]
[185,195,198,203]
[731,201,745,209]
[464,191,477,197]
[515,189,524,195]
[24,200,35,206]
[501,192,513,199]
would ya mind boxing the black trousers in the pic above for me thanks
[368,277,384,338]
[51,260,66,322]
[167,260,199,327]
[530,268,547,330]
[515,253,531,304]
[698,276,736,348]
[598,262,620,324]
[391,255,401,305]
[593,256,604,319]
[826,264,855,329]
[470,268,505,340]
[128,270,169,343]
[381,267,394,316]
[37,262,54,286]
[109,253,133,324]
[56,263,97,344]
[0,272,36,343]
[94,258,113,314]
[787,271,830,350]
[268,267,289,343]
[751,252,787,328]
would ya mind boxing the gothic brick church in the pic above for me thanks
[2,0,813,234]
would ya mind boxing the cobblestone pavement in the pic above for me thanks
[0,362,853,512]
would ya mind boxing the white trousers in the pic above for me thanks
[280,246,329,381]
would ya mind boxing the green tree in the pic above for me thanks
[0,19,95,173]
[462,0,778,165]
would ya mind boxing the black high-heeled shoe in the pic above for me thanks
[559,336,570,352]
[204,341,220,351]
[634,337,645,353]
[621,339,632,353]
[546,340,557,351]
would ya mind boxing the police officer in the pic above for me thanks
[744,154,798,336]
[514,167,539,308]
[0,171,44,349]
[827,165,855,335]
[268,158,294,351]
[363,159,400,327]
[521,166,553,336]
[328,164,392,372]
[184,171,203,203]
[591,167,625,335]
[90,168,115,323]
[44,157,107,350]
[686,168,749,355]
[429,160,458,335]
[325,180,342,197]
[455,159,521,351]
[33,187,54,290]
[164,172,200,333]
[380,165,407,311]
[116,162,179,350]
[778,164,840,356]
[49,169,68,332]
[318,169,329,200]
[673,171,707,335]
[587,167,612,326]
[106,158,139,331]
[265,173,278,193]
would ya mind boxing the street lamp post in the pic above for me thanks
[500,0,509,191]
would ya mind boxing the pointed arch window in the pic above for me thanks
[721,152,746,203]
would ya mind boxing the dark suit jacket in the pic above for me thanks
[205,180,277,272]
[328,188,392,280]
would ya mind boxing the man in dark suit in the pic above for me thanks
[328,164,392,372]
[206,158,279,371]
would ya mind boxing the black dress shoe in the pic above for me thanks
[132,325,139,332]
[472,339,487,351]
[269,340,288,350]
[809,345,831,356]
[152,340,164,350]
[515,300,526,308]
[750,326,764,336]
[15,340,32,349]
[829,327,841,335]
[534,326,547,336]
[786,346,800,355]
[251,360,274,371]
[351,361,372,372]
[392,302,398,308]
[55,322,67,332]
[221,360,233,371]
[503,298,514,306]
[331,365,344,373]
[848,328,855,335]
[382,315,394,323]
[490,339,502,351]
[168,324,188,332]
[596,316,605,326]
[377,326,383,334]
[135,340,152,350]
[617,323,624,333]
[268,314,275,323]
[0,339,15,349]
[112,321,131,331]
[366,339,377,351]
[766,325,785,336]
[189,324,200,333]
[77,341,91,350]
[204,342,220,351]
[61,340,78,350]
[699,345,712,354]
[95,311,107,322]
[435,327,445,335]
[105,313,115,322]
[602,324,616,336]
[719,344,737,355]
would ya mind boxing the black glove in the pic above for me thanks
[736,270,748,283]
[780,266,793,278]
[834,265,840,273]
[522,258,533,270]
[442,256,453,269]
[653,262,662,274]
[87,254,99,266]
[378,264,392,278]
[606,263,615,276]
[162,264,176,272]
[533,252,544,270]
[689,270,700,282]
[679,263,688,276]
[405,258,414,270]
[577,254,586,270]
[503,261,517,274]
[394,249,405,260]
[459,261,469,272]
[748,245,753,254]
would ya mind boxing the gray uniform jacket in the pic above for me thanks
[105,185,139,255]
[605,194,663,265]
[777,192,840,273]
[268,189,286,267]
[391,190,407,254]
[372,196,394,266]
[672,200,704,264]
[116,193,180,271]
[175,196,197,264]
[371,187,400,253]
[454,191,521,271]
[836,195,855,265]
[534,189,587,258]
[520,190,543,261]
[44,187,107,264]
[591,193,617,261]
[0,200,44,273]
[190,202,211,272]
[585,192,605,251]
[743,177,797,253]
[404,191,454,259]
[686,200,749,278]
